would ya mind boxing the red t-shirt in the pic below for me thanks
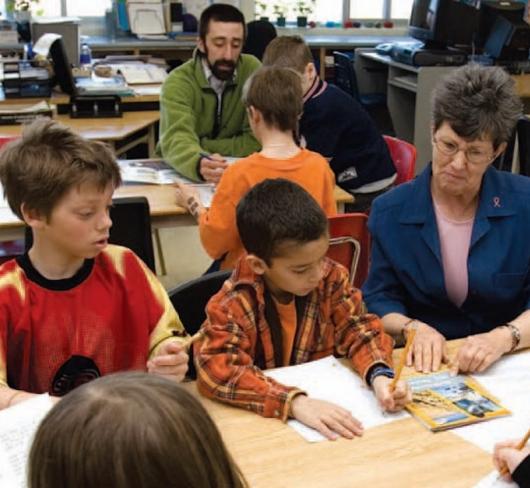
[0,245,185,395]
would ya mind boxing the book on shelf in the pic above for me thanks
[0,100,54,125]
[404,370,510,432]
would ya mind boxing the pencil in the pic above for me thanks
[390,328,416,391]
[183,330,204,350]
[499,426,530,476]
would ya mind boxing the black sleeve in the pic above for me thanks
[513,455,530,488]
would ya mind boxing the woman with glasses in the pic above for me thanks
[363,64,530,374]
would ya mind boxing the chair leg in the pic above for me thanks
[153,229,167,276]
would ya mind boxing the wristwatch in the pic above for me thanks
[502,322,521,353]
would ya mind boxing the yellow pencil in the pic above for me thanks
[183,330,204,350]
[390,328,416,391]
[499,426,530,476]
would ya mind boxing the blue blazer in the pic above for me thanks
[362,164,530,339]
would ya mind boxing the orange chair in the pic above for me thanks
[327,213,370,288]
[383,135,417,185]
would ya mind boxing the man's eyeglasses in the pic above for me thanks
[433,137,494,165]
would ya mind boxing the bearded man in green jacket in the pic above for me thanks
[158,4,261,183]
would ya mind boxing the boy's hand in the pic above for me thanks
[372,376,411,412]
[174,183,200,209]
[147,340,188,382]
[493,440,530,479]
[290,395,364,440]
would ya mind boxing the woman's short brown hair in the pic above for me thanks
[243,66,303,132]
[29,372,248,488]
[0,119,121,221]
[432,64,522,149]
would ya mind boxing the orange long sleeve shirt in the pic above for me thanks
[198,149,337,269]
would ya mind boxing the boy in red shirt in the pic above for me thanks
[0,120,189,409]
[195,179,410,440]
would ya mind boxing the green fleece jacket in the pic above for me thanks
[158,52,261,181]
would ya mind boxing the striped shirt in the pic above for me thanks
[195,257,394,421]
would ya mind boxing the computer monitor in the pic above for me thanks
[408,0,480,50]
[49,36,77,95]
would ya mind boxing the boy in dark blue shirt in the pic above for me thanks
[263,36,396,211]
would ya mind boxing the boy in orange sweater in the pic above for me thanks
[175,66,336,270]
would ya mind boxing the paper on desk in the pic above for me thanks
[265,356,407,442]
[472,470,517,488]
[453,350,530,453]
[0,394,54,488]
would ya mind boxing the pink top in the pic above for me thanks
[433,200,474,308]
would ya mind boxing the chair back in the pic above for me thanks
[243,20,277,60]
[383,135,416,185]
[333,51,361,102]
[25,196,156,272]
[327,213,370,288]
[517,116,530,177]
[168,270,232,378]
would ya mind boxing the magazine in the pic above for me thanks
[118,158,216,207]
[404,371,510,431]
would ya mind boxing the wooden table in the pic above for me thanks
[186,341,494,488]
[0,111,160,158]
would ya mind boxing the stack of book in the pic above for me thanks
[0,100,54,125]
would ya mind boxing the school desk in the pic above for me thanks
[185,340,496,488]
[0,111,160,158]
[0,183,353,276]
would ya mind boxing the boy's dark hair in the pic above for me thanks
[262,35,313,74]
[242,66,303,132]
[0,119,121,221]
[236,178,328,265]
[199,3,246,42]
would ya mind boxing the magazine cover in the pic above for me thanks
[404,371,510,432]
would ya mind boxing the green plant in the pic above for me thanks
[296,0,315,16]
[6,0,43,15]
[255,1,268,17]
[273,2,288,17]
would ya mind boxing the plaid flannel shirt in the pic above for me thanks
[195,257,394,421]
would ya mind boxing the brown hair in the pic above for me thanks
[29,372,248,488]
[262,35,313,74]
[0,119,121,221]
[432,64,522,149]
[243,66,303,132]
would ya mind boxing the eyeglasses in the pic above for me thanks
[433,137,494,165]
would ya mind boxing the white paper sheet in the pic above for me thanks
[472,470,517,488]
[0,394,54,488]
[265,356,407,442]
[454,351,530,453]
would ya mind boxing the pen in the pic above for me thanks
[199,152,212,161]
[390,328,416,391]
[499,426,530,476]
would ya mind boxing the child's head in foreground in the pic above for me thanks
[29,372,248,488]
[242,65,303,137]
[236,178,329,299]
[0,120,121,260]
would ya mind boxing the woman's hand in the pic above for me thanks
[407,321,449,373]
[452,327,511,374]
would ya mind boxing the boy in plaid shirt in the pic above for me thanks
[195,179,410,440]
